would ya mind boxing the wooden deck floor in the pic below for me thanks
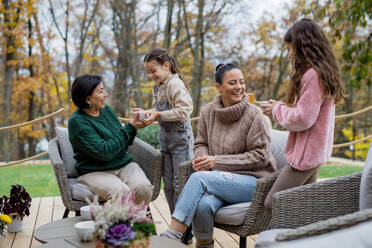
[0,191,257,248]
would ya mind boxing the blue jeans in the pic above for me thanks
[172,170,257,239]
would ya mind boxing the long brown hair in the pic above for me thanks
[144,48,190,91]
[284,18,346,105]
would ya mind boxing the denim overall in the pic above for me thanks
[153,75,194,213]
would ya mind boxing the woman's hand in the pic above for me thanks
[192,155,215,171]
[260,99,278,117]
[143,111,161,125]
[129,112,147,129]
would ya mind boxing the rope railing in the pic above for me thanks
[1,104,372,167]
[332,134,372,148]
[2,104,372,130]
[335,105,372,119]
[0,151,48,168]
[0,108,68,131]
[118,116,200,124]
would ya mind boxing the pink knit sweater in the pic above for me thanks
[272,68,335,171]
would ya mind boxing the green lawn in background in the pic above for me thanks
[0,163,364,198]
[0,164,60,198]
[318,164,363,178]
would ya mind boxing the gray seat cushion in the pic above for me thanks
[360,144,372,210]
[214,202,251,226]
[56,127,78,178]
[256,229,292,247]
[213,129,288,227]
[269,129,289,170]
[257,220,372,248]
[68,178,95,202]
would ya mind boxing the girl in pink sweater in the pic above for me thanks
[261,18,346,211]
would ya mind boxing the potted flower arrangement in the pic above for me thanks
[0,214,11,236]
[0,185,32,233]
[89,192,156,248]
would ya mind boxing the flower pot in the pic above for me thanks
[7,216,23,233]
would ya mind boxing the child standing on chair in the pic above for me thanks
[135,48,194,214]
[261,18,346,211]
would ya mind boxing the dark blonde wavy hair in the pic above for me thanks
[284,18,346,105]
[144,48,190,91]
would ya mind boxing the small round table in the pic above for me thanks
[34,217,186,248]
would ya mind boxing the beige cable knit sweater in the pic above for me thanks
[194,94,277,178]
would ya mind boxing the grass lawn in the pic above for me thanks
[0,163,364,198]
[318,164,363,178]
[0,164,59,198]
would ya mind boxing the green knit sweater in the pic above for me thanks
[68,104,137,176]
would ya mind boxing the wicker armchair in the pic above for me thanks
[48,136,163,218]
[255,172,371,248]
[256,144,372,247]
[271,171,361,229]
[178,129,289,248]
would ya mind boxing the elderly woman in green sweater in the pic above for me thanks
[68,74,153,204]
[161,63,276,248]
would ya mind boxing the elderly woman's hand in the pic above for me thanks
[260,99,278,117]
[192,155,215,171]
[129,113,148,129]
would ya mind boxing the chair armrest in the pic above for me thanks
[214,171,280,237]
[128,137,163,201]
[48,137,64,165]
[48,138,74,206]
[276,208,372,241]
[178,160,194,193]
[272,172,362,229]
[237,171,280,235]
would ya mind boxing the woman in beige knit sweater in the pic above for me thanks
[161,63,276,248]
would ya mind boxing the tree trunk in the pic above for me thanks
[27,17,36,156]
[74,0,99,77]
[190,0,204,116]
[110,0,137,116]
[163,0,174,49]
[131,1,142,108]
[49,0,71,101]
[2,0,17,162]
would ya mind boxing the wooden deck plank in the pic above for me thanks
[2,193,255,248]
[11,197,40,248]
[228,233,257,248]
[0,229,15,248]
[149,202,169,235]
[52,197,65,221]
[213,227,238,248]
[155,191,172,225]
[30,197,55,248]
[52,197,75,221]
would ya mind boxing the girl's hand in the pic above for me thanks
[260,99,278,117]
[192,155,215,171]
[143,111,160,125]
[129,112,147,129]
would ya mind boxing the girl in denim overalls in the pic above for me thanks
[137,48,193,214]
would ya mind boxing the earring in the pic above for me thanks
[89,104,92,109]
